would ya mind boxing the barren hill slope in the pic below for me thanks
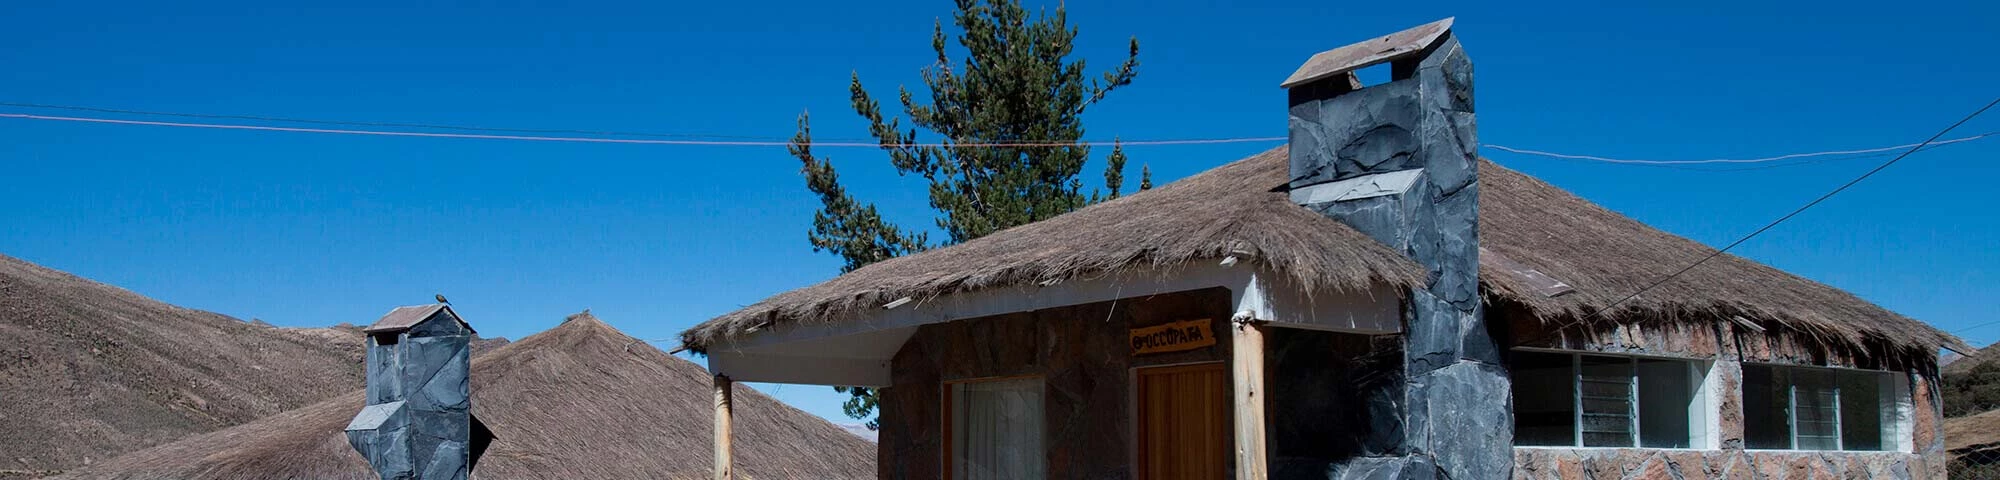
[0,254,364,476]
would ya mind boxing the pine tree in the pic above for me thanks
[791,0,1141,428]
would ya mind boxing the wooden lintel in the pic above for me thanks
[1230,318,1269,479]
[713,374,734,480]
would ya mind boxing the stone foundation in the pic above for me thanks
[1514,448,1937,480]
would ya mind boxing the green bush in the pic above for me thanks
[1943,360,2000,417]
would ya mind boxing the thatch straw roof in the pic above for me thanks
[61,312,875,480]
[1479,149,1964,353]
[681,147,1431,350]
[684,146,1963,354]
[0,253,366,476]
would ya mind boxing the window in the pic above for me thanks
[1511,351,1707,448]
[947,377,1045,480]
[1743,364,1893,451]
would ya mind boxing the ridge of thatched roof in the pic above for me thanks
[683,145,1963,354]
[62,312,876,480]
[680,147,1432,350]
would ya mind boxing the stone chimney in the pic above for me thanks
[1282,18,1512,478]
[346,304,482,480]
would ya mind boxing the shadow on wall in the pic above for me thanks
[1265,328,1406,479]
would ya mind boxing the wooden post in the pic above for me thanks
[713,374,734,480]
[1230,317,1268,480]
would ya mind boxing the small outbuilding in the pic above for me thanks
[682,19,1966,480]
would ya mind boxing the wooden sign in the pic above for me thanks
[1130,319,1215,355]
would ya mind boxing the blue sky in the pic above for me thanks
[1,0,1995,425]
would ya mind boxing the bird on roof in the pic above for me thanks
[435,294,451,305]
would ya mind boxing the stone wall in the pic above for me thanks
[875,288,1234,480]
[1288,32,1513,478]
[1514,448,1938,479]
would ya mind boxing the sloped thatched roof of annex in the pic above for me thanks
[682,145,1964,354]
[62,312,875,480]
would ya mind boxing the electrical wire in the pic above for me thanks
[0,111,1287,148]
[5,102,1995,165]
[1485,131,1999,165]
[0,101,801,141]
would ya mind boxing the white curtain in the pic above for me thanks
[953,377,1045,480]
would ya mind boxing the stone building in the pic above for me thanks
[680,19,1966,480]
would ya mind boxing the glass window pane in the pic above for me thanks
[953,378,1045,480]
[1839,371,1884,451]
[1793,370,1840,450]
[1743,364,1792,449]
[1579,356,1635,447]
[1637,359,1695,448]
[1510,352,1576,446]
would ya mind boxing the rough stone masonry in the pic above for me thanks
[1284,19,1514,479]
[346,305,478,480]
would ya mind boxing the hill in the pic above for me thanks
[60,312,877,479]
[1945,408,2000,477]
[1944,341,2000,376]
[0,254,364,477]
[1943,341,2000,418]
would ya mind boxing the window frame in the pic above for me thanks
[1740,363,1903,452]
[1510,348,1712,450]
[941,374,1047,480]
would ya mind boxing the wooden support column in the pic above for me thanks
[713,374,734,480]
[1230,317,1269,480]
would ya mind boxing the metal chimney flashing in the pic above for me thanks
[1279,17,1454,89]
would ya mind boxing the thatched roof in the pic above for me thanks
[0,253,366,477]
[683,146,1964,354]
[61,312,876,480]
[681,147,1430,350]
[1477,149,1964,353]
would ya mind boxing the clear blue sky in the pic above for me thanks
[2,0,1995,425]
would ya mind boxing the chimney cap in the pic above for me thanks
[363,303,475,335]
[1280,17,1454,89]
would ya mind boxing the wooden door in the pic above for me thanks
[1135,362,1229,480]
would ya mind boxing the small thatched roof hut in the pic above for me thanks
[62,312,875,480]
[683,146,1964,355]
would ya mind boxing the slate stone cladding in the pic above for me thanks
[347,308,476,480]
[1288,33,1513,479]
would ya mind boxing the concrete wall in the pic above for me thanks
[876,288,1235,480]
[1505,306,1948,479]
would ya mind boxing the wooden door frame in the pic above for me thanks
[1130,361,1229,479]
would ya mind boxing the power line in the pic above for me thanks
[0,101,800,141]
[1516,97,2000,346]
[1485,131,1999,165]
[0,112,1287,148]
[5,102,1995,164]
[1954,318,2000,335]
